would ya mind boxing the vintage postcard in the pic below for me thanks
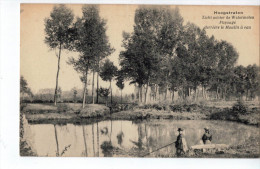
[20,4,259,157]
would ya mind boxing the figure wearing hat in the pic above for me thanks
[175,128,188,156]
[202,127,212,144]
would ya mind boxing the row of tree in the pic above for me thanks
[45,5,125,107]
[119,7,259,103]
[43,5,259,107]
[20,85,131,104]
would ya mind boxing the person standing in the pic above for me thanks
[175,128,188,156]
[202,127,212,144]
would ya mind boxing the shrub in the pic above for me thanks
[232,100,248,115]
[57,104,70,113]
[170,104,183,112]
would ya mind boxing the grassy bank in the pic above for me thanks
[24,103,110,124]
[22,101,259,126]
[111,101,259,126]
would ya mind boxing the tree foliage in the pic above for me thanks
[119,6,258,102]
[44,4,75,50]
[116,75,125,90]
[100,59,118,104]
[20,76,33,97]
[100,59,118,82]
[98,87,110,105]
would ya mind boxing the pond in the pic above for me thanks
[23,119,259,157]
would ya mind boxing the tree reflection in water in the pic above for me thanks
[97,122,100,157]
[82,125,88,157]
[129,124,148,156]
[117,121,124,146]
[26,120,258,157]
[117,132,124,146]
[54,124,59,157]
[101,127,108,135]
[101,141,113,157]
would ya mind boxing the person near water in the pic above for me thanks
[202,127,212,144]
[175,128,188,156]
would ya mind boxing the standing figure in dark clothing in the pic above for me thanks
[202,127,212,144]
[175,128,188,156]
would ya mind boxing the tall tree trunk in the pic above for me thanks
[155,85,158,101]
[82,72,88,108]
[138,85,141,103]
[54,124,59,156]
[110,81,112,105]
[54,43,62,105]
[216,87,219,100]
[140,85,143,103]
[150,88,152,102]
[194,88,197,101]
[96,58,100,104]
[145,82,149,104]
[202,86,205,99]
[92,71,95,104]
[96,72,99,104]
[172,90,174,102]
[204,86,208,100]
[223,86,227,101]
[164,88,167,100]
[121,90,122,104]
[82,81,87,108]
[158,93,160,102]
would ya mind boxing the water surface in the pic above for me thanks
[24,119,259,157]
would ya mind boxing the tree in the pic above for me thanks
[68,54,91,108]
[171,23,218,100]
[120,7,183,103]
[231,65,260,100]
[44,4,75,105]
[116,72,125,104]
[100,59,118,104]
[72,87,78,103]
[69,5,113,108]
[75,5,114,105]
[245,64,260,100]
[20,76,33,102]
[155,7,183,101]
[57,87,62,102]
[233,66,247,99]
[210,40,239,100]
[98,87,110,106]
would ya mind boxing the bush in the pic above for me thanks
[57,104,70,113]
[170,104,183,112]
[232,100,248,115]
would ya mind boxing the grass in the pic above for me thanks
[24,103,110,124]
[22,100,259,126]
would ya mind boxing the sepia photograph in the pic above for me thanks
[20,4,259,158]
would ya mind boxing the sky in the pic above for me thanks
[20,4,259,94]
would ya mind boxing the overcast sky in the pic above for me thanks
[20,4,259,94]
